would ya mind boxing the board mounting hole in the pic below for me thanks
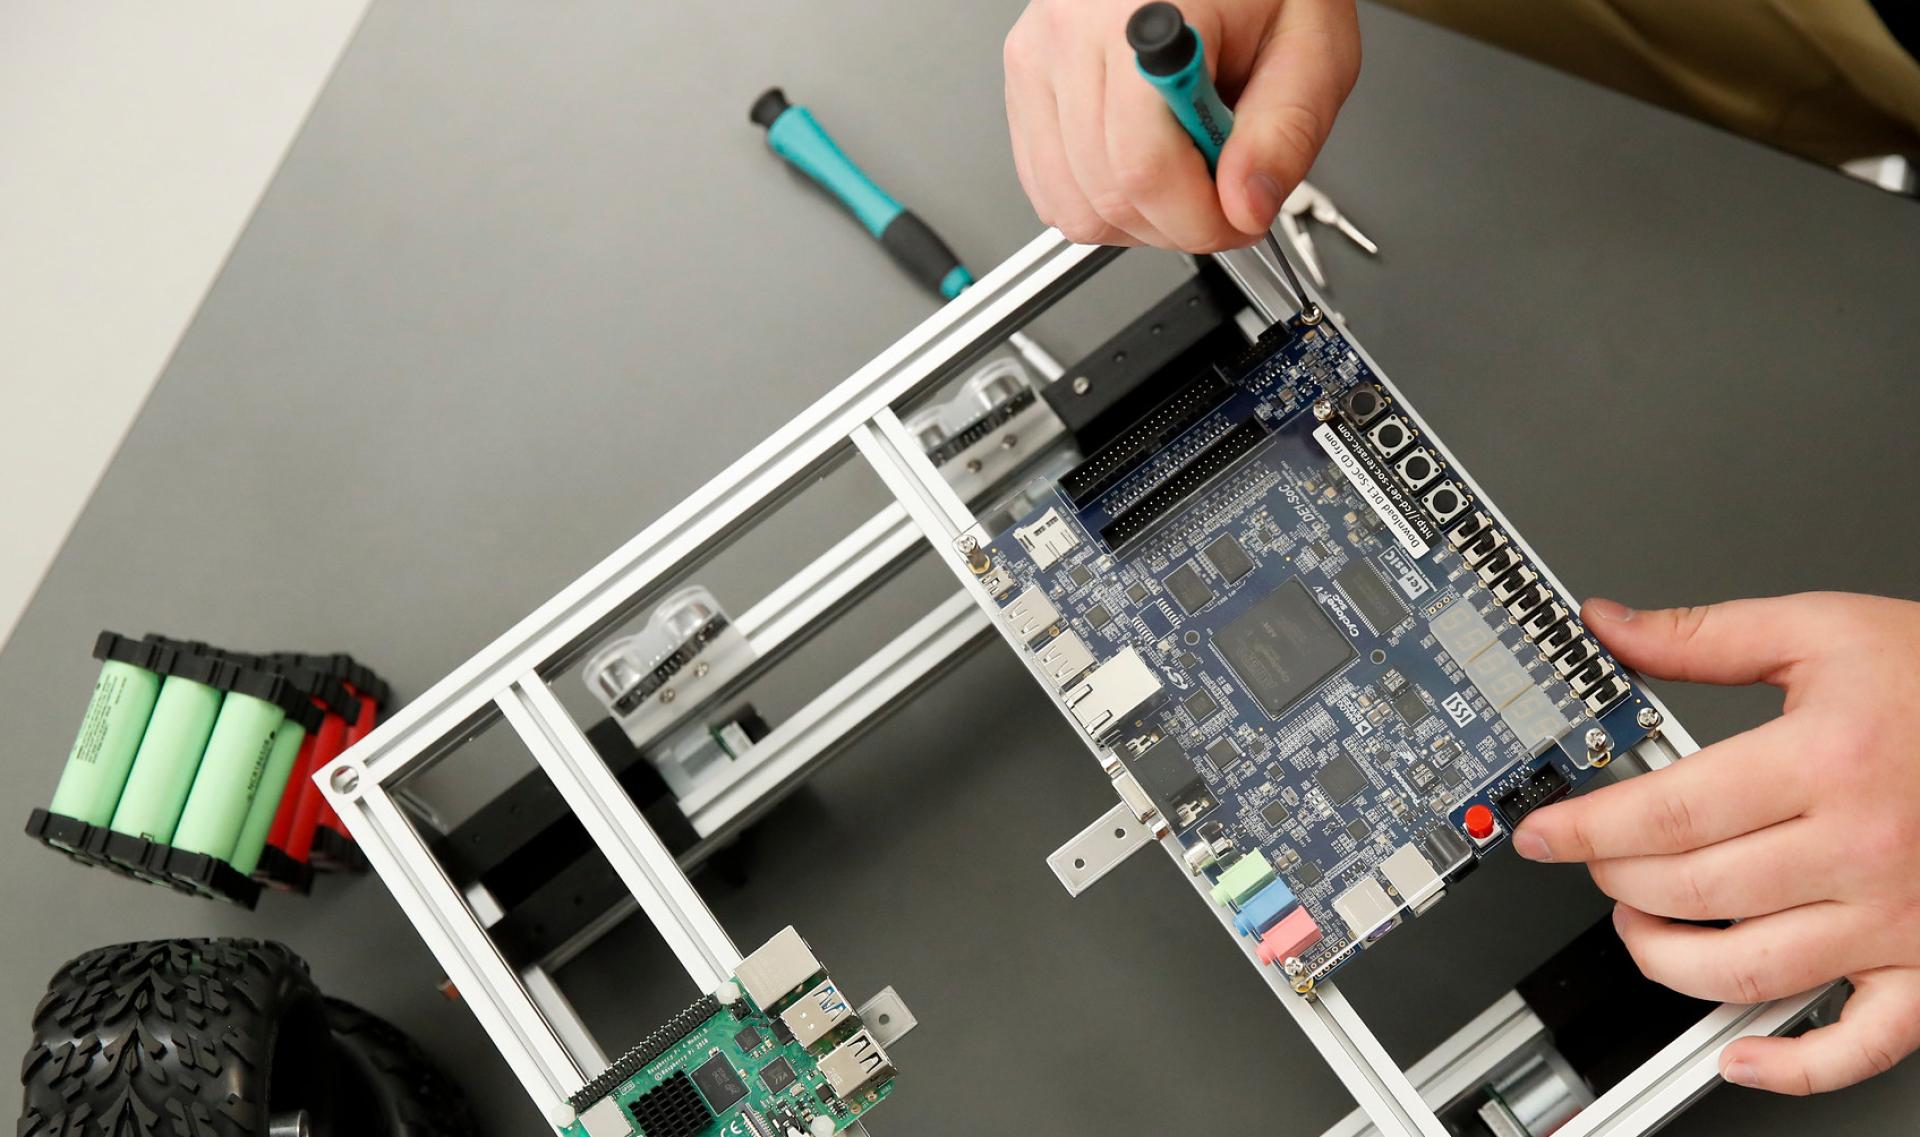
[1370,649,1387,664]
[1114,827,1127,839]
[878,1014,891,1026]
[1073,858,1086,869]
[1183,630,1201,645]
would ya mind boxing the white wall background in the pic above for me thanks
[0,0,370,650]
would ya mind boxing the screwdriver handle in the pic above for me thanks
[1128,2,1321,321]
[751,88,974,300]
[1127,2,1234,172]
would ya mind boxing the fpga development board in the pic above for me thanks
[981,312,1655,988]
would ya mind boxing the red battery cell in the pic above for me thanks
[281,702,351,862]
[311,688,379,869]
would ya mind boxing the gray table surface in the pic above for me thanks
[6,2,1919,1134]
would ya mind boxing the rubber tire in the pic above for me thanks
[18,938,334,1137]
[322,1000,475,1137]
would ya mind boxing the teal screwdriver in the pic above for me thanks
[750,88,1058,372]
[1126,1,1321,323]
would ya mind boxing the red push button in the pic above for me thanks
[1464,803,1496,841]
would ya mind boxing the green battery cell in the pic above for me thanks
[228,713,310,875]
[46,635,167,826]
[109,661,226,844]
[173,678,291,862]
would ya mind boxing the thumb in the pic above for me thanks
[1215,0,1360,236]
[1581,595,1826,688]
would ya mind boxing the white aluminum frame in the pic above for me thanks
[319,229,1831,1134]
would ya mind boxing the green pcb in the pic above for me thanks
[566,989,892,1137]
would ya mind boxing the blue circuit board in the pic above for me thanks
[984,316,1655,982]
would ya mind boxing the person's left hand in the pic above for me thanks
[1513,592,1920,1095]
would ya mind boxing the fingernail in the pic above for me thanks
[1244,172,1282,228]
[1585,597,1636,622]
[1723,1062,1759,1087]
[1511,831,1551,862]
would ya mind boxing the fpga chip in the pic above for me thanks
[1216,577,1356,717]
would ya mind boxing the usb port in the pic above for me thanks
[1063,648,1163,740]
[819,1029,895,1099]
[1002,586,1060,643]
[1034,631,1095,689]
[779,978,852,1050]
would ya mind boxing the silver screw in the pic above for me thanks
[1312,397,1336,422]
[966,459,983,473]
[1001,433,1019,449]
[1071,376,1091,395]
[1585,727,1612,754]
[329,767,360,795]
[693,662,710,678]
[1636,706,1663,731]
[955,534,979,555]
[659,688,676,704]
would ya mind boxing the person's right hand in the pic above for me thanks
[1003,0,1360,253]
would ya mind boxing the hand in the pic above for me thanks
[1513,593,1920,1095]
[1003,0,1360,252]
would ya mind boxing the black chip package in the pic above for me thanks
[1315,752,1368,804]
[1127,583,1150,603]
[1216,577,1356,717]
[1295,860,1324,886]
[1069,565,1093,586]
[1392,686,1430,724]
[1260,800,1289,826]
[759,1055,798,1093]
[1184,689,1219,722]
[1205,737,1242,772]
[1166,563,1214,613]
[692,1053,749,1112]
[1347,818,1372,840]
[771,1018,794,1044]
[1179,651,1200,669]
[1334,559,1409,634]
[1204,534,1255,582]
[1088,604,1112,628]
[733,1026,764,1053]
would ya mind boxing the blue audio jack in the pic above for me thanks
[1127,2,1321,323]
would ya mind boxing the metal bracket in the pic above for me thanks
[1047,801,1154,897]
